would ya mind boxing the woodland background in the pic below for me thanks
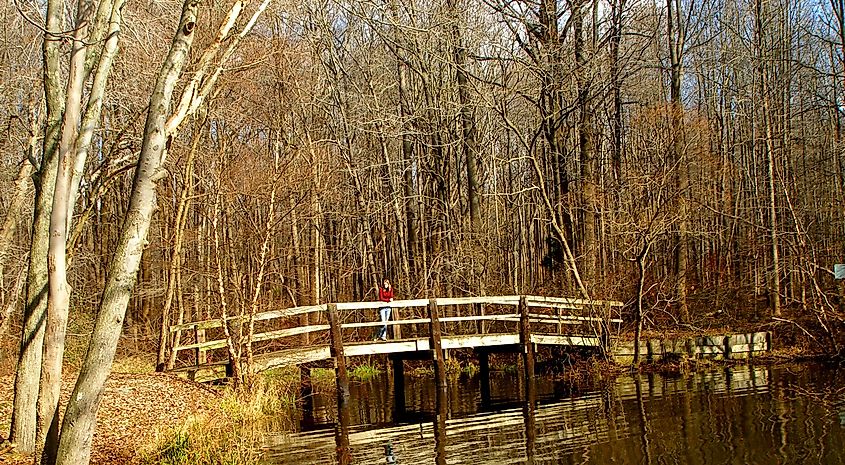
[0,0,844,372]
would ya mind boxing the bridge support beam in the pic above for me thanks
[428,299,448,465]
[327,303,352,465]
[519,295,536,464]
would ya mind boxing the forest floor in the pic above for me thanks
[0,367,219,465]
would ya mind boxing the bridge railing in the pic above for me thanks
[168,295,623,369]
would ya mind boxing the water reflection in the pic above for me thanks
[267,364,845,464]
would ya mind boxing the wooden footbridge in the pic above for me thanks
[168,295,623,383]
[168,295,623,465]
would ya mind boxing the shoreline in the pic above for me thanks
[0,341,829,465]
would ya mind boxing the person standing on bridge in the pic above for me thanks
[376,279,394,341]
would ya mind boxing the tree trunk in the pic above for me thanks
[446,0,480,232]
[159,127,200,371]
[633,242,650,365]
[572,0,598,286]
[214,191,242,387]
[245,154,279,384]
[9,0,65,450]
[667,0,690,323]
[0,156,35,267]
[389,1,418,274]
[609,0,625,184]
[39,0,97,459]
[53,1,199,462]
[755,0,780,316]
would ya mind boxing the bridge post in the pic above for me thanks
[428,299,448,465]
[519,295,535,383]
[519,294,536,464]
[327,303,352,465]
[474,303,488,335]
[195,326,206,365]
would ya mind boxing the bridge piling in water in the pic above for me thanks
[392,357,406,417]
[427,298,448,465]
[327,303,352,465]
[519,295,537,464]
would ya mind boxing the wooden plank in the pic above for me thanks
[520,294,537,464]
[435,295,520,306]
[530,334,602,347]
[341,318,430,329]
[173,339,227,352]
[525,296,624,308]
[335,299,429,310]
[334,296,525,311]
[327,303,352,465]
[344,334,524,354]
[520,295,535,380]
[173,324,330,352]
[344,340,422,356]
[169,304,327,332]
[428,299,448,465]
[527,314,622,325]
[477,302,487,334]
[440,334,520,349]
[171,363,230,383]
[439,314,519,323]
[253,345,331,369]
[339,314,520,330]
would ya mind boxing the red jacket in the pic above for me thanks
[379,287,394,302]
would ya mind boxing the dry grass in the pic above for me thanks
[139,370,301,465]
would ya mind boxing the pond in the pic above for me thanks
[266,362,845,464]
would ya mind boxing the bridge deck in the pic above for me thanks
[172,332,604,382]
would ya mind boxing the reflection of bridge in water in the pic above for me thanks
[267,365,776,465]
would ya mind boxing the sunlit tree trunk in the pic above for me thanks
[9,0,64,450]
[53,1,200,462]
[40,0,93,454]
[609,0,625,184]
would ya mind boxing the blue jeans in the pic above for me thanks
[377,307,391,339]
